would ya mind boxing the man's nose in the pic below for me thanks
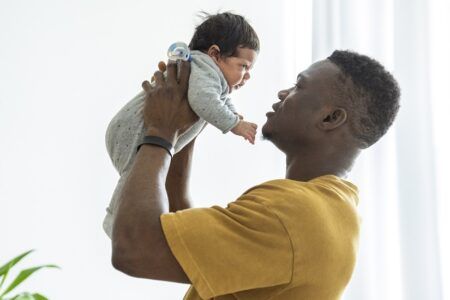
[278,89,289,101]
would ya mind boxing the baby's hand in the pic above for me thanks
[231,120,258,144]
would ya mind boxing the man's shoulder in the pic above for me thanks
[241,176,329,195]
[238,179,305,206]
[241,175,359,207]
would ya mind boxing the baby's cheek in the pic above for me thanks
[230,74,242,85]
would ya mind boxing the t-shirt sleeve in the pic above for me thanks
[160,196,293,299]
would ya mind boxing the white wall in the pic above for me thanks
[0,0,312,298]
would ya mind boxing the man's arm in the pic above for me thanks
[112,145,190,283]
[111,61,196,283]
[166,138,196,212]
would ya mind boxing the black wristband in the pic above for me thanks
[137,135,174,158]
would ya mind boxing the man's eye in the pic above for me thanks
[293,82,301,89]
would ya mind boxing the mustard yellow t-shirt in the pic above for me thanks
[160,175,360,300]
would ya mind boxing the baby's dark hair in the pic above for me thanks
[189,12,260,57]
[328,50,401,148]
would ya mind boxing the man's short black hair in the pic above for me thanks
[328,50,401,148]
[189,12,260,57]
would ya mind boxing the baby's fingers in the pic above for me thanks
[245,132,255,144]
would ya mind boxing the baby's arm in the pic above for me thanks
[188,63,239,133]
[224,96,238,114]
[189,85,257,143]
[224,97,258,144]
[188,60,258,143]
[230,119,258,144]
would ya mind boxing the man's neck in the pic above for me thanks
[284,147,360,182]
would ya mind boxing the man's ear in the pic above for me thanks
[207,45,221,63]
[319,107,347,130]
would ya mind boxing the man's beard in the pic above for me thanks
[261,131,272,141]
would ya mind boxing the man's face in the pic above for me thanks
[262,60,342,149]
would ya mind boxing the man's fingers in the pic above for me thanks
[178,60,191,91]
[158,61,167,72]
[142,80,152,92]
[166,61,177,86]
[153,70,165,86]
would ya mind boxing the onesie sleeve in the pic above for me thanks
[224,96,238,114]
[188,60,240,133]
[160,192,293,299]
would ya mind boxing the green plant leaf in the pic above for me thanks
[0,250,34,278]
[8,293,48,300]
[7,292,33,300]
[0,265,59,297]
[30,294,47,300]
[0,263,10,291]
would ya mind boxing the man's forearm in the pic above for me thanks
[112,144,171,274]
[165,138,196,211]
[166,124,206,212]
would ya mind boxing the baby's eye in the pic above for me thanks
[242,64,248,70]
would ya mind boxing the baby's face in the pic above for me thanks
[216,47,258,93]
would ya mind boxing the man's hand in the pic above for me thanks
[231,120,258,144]
[141,61,198,144]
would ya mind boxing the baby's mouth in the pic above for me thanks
[229,83,244,93]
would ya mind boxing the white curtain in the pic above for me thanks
[296,0,449,299]
[1,1,448,299]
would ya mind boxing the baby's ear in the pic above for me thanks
[207,45,221,62]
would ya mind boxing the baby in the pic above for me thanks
[103,12,259,237]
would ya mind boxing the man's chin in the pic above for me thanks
[261,123,273,141]
[261,133,271,141]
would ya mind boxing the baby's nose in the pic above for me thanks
[243,72,250,81]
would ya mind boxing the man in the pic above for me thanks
[111,50,400,299]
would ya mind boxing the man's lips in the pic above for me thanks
[266,103,279,117]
